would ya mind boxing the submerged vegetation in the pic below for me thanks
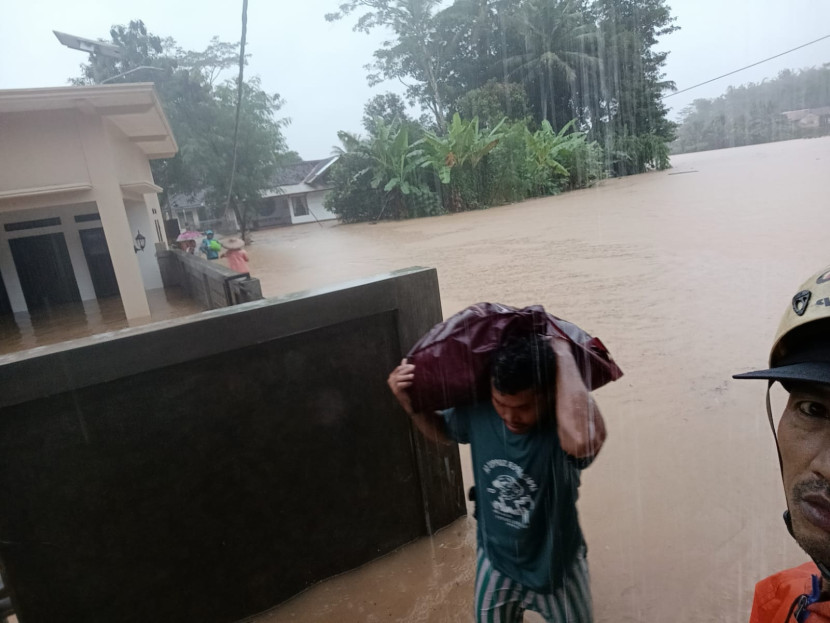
[325,0,679,223]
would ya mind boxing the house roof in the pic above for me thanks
[168,190,207,212]
[170,156,340,209]
[782,107,830,122]
[0,83,177,158]
[272,156,338,187]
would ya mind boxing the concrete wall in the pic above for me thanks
[159,248,263,309]
[0,267,464,623]
[290,190,336,225]
[0,110,90,194]
[0,106,168,319]
[125,201,163,290]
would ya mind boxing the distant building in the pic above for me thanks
[782,107,830,129]
[0,83,176,321]
[168,156,340,232]
[256,157,339,228]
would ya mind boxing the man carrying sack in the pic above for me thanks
[388,318,610,623]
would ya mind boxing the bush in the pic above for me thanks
[481,121,532,204]
[558,140,606,190]
[324,153,384,223]
[607,131,672,176]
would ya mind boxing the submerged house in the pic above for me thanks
[782,107,830,131]
[254,157,339,228]
[168,157,339,232]
[0,83,176,322]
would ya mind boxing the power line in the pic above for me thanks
[663,33,830,100]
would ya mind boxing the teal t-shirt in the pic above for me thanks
[443,402,585,593]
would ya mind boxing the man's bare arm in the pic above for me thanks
[387,359,452,446]
[549,337,608,459]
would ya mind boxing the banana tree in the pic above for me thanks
[524,119,587,196]
[362,120,430,219]
[421,113,505,211]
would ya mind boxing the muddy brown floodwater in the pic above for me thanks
[260,137,828,622]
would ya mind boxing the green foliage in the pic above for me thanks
[327,0,450,128]
[72,20,291,235]
[331,0,679,179]
[326,0,683,222]
[502,0,600,130]
[421,113,505,183]
[196,78,289,236]
[366,121,430,204]
[673,66,830,154]
[481,121,534,204]
[419,113,506,211]
[593,0,678,173]
[557,138,606,189]
[455,81,530,128]
[607,130,671,174]
[521,119,603,194]
[324,152,384,223]
[326,122,440,221]
[362,92,413,134]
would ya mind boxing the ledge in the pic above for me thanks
[0,182,93,202]
[120,181,163,199]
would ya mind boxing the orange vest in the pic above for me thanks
[750,563,830,622]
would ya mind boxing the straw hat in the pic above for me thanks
[222,237,245,250]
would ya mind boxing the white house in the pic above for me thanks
[168,157,339,233]
[782,107,830,130]
[0,83,176,321]
[255,157,339,228]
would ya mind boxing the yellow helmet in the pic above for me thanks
[734,264,830,384]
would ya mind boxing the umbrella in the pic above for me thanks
[221,237,245,250]
[176,231,201,241]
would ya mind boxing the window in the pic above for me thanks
[291,196,309,217]
[74,213,101,223]
[5,217,61,232]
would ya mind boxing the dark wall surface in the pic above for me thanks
[0,267,465,623]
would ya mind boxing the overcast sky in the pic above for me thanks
[2,0,829,159]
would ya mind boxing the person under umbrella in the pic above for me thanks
[176,229,200,254]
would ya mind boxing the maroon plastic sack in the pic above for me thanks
[405,302,623,413]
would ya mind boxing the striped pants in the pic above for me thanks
[474,549,593,623]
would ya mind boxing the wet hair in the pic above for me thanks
[491,333,557,395]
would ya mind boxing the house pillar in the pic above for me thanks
[77,113,150,320]
[64,226,97,301]
[0,237,27,313]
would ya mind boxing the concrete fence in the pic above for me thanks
[158,247,263,309]
[0,267,465,623]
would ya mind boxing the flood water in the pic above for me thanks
[242,137,830,622]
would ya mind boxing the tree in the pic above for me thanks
[326,0,451,129]
[326,126,441,222]
[593,0,679,173]
[193,79,289,238]
[673,66,830,154]
[421,113,505,210]
[502,0,599,130]
[72,20,292,235]
[455,80,530,128]
[362,92,415,134]
[524,119,592,194]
